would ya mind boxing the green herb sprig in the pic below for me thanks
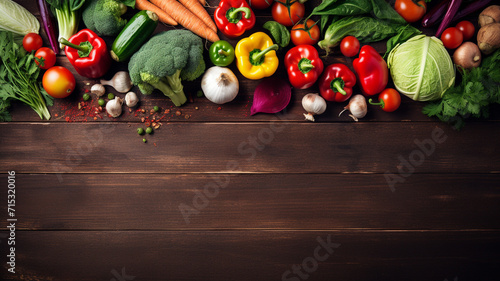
[423,49,500,129]
[0,31,53,121]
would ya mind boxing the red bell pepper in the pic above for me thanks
[352,45,388,96]
[60,29,111,79]
[215,0,256,38]
[318,63,356,102]
[284,45,324,89]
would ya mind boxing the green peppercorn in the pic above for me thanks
[153,106,159,112]
[137,128,144,135]
[146,127,153,134]
[143,138,147,143]
[107,93,115,100]
[98,99,105,106]
[197,90,203,98]
[83,93,90,101]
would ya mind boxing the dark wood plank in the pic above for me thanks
[1,173,498,230]
[1,122,499,174]
[1,230,499,281]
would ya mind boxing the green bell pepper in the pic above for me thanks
[209,40,235,66]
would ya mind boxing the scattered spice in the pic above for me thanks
[143,138,147,143]
[217,106,222,111]
[154,106,159,112]
[195,107,199,110]
[175,110,182,116]
[107,93,115,100]
[98,99,105,106]
[137,128,145,135]
[184,114,190,119]
[165,109,170,114]
[83,93,90,101]
[146,127,153,134]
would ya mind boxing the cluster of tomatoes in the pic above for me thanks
[249,0,320,45]
[22,33,76,99]
[441,20,475,49]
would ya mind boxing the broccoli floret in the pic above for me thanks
[128,30,205,106]
[82,0,127,36]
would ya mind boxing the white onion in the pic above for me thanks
[201,66,239,104]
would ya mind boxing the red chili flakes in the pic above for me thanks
[217,107,222,111]
[165,109,170,114]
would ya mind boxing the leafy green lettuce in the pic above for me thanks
[387,35,455,102]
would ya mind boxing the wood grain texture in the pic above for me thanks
[1,230,499,281]
[0,173,498,230]
[0,122,499,174]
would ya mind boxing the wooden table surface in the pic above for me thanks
[1,0,500,280]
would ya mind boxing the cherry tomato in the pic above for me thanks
[441,27,463,49]
[340,36,360,57]
[394,0,427,23]
[34,47,56,70]
[248,0,272,9]
[42,66,76,98]
[291,19,320,45]
[456,20,475,41]
[369,88,401,112]
[272,0,305,27]
[22,33,43,53]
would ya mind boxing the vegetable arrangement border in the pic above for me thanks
[0,0,499,132]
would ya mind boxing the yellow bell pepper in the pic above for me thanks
[235,32,279,80]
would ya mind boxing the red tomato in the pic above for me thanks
[291,19,320,45]
[369,88,401,112]
[272,0,305,26]
[42,66,76,98]
[340,36,360,57]
[456,20,475,41]
[394,0,426,23]
[22,33,43,53]
[34,47,56,70]
[248,0,272,9]
[441,27,463,49]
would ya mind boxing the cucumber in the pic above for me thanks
[111,10,159,62]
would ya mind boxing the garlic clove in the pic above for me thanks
[91,84,105,97]
[302,93,327,122]
[106,97,123,118]
[101,71,133,93]
[125,91,139,107]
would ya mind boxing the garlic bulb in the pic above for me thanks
[91,84,105,97]
[101,71,133,93]
[339,94,367,122]
[106,97,123,118]
[125,91,139,107]
[201,66,239,104]
[302,93,326,122]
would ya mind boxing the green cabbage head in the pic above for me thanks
[387,35,455,101]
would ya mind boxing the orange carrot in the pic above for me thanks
[177,0,217,32]
[198,0,206,6]
[135,0,177,26]
[150,0,220,42]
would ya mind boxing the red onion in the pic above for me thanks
[250,78,292,115]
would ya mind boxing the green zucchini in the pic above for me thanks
[111,10,158,62]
